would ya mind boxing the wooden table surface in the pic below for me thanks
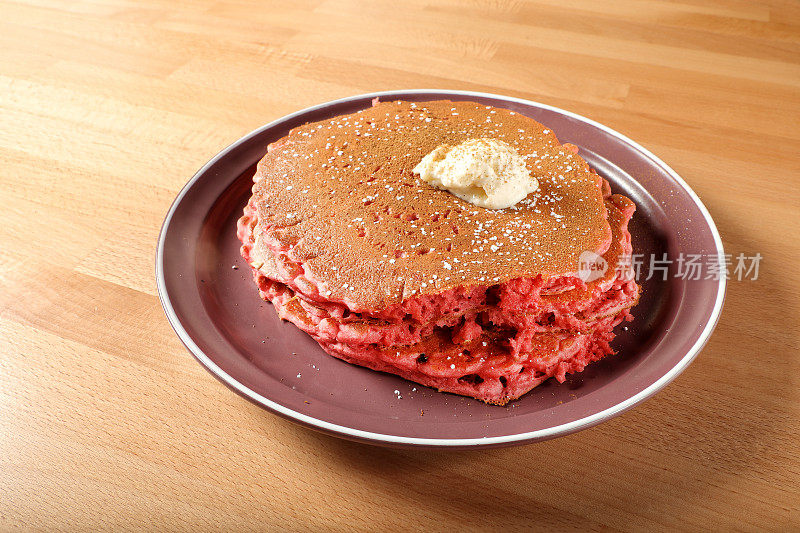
[2,0,799,530]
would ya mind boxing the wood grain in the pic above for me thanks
[1,0,799,530]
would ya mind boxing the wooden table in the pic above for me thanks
[2,1,798,530]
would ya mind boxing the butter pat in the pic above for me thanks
[412,138,538,209]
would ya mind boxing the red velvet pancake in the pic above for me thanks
[237,99,640,405]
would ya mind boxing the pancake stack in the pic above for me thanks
[237,99,639,405]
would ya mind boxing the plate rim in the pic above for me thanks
[156,89,727,448]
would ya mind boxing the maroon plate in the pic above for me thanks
[157,90,725,448]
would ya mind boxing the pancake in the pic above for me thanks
[249,99,612,312]
[238,99,640,405]
[265,278,629,405]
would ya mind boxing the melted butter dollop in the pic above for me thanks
[412,138,538,209]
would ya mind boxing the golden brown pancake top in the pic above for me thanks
[250,100,612,311]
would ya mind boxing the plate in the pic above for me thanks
[156,90,725,448]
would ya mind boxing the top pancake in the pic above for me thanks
[250,99,613,311]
